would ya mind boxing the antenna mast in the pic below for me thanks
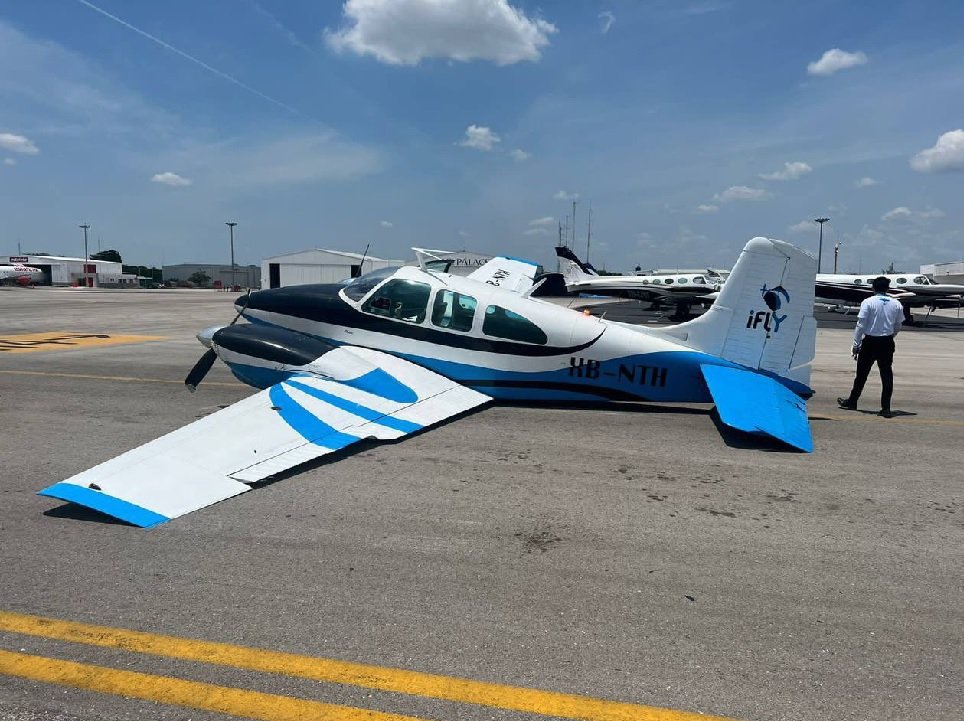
[586,203,592,264]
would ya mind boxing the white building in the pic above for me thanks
[921,261,964,284]
[0,254,129,287]
[261,249,404,289]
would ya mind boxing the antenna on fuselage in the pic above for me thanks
[358,242,371,276]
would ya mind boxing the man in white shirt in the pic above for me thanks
[837,276,904,418]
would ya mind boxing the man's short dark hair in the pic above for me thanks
[872,276,890,292]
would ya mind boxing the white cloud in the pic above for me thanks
[325,0,557,66]
[509,148,530,161]
[696,204,718,213]
[3,158,16,166]
[0,132,39,155]
[380,220,393,228]
[523,227,549,236]
[855,176,879,187]
[554,190,579,201]
[807,48,868,76]
[910,129,964,173]
[528,216,555,226]
[459,125,500,151]
[151,171,192,187]
[713,185,769,202]
[599,11,615,34]
[788,220,815,233]
[759,161,812,181]
[881,206,944,223]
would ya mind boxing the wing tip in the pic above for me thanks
[38,482,170,528]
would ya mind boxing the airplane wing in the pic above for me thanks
[38,347,490,527]
[815,281,915,305]
[466,256,540,293]
[700,364,813,452]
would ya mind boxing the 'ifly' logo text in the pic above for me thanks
[746,284,790,333]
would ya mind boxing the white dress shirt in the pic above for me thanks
[853,294,904,346]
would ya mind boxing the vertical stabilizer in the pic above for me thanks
[554,246,598,285]
[666,237,817,389]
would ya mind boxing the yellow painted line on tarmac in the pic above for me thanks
[0,369,241,387]
[0,649,424,721]
[0,331,165,354]
[0,610,740,721]
[811,412,964,427]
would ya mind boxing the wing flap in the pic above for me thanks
[39,347,491,526]
[700,364,813,452]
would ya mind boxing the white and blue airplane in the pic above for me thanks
[39,237,817,528]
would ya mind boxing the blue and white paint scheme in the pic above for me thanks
[39,239,817,527]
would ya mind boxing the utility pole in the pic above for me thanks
[79,223,90,287]
[833,241,842,273]
[814,217,829,274]
[225,222,238,289]
[571,200,578,248]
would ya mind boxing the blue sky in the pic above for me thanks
[1,0,962,273]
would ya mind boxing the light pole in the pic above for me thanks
[225,222,237,289]
[833,241,842,273]
[79,223,90,287]
[814,217,829,274]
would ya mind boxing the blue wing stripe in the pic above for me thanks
[268,384,360,449]
[337,368,418,404]
[38,483,170,528]
[285,379,422,434]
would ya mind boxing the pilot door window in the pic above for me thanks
[361,279,431,323]
[482,305,548,345]
[431,290,477,332]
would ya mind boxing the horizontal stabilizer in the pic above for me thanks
[466,256,539,293]
[39,347,490,527]
[700,364,813,452]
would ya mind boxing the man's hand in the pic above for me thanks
[851,345,860,360]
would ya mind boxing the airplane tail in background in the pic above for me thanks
[554,246,598,285]
[665,237,817,391]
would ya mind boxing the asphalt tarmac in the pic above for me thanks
[0,288,961,721]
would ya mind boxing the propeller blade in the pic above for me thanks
[184,348,217,392]
[230,290,252,325]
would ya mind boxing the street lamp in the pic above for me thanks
[814,218,829,274]
[79,223,90,287]
[225,222,238,290]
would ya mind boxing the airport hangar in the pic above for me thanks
[259,249,493,289]
[0,254,136,287]
[162,262,261,289]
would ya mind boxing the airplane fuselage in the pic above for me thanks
[228,267,751,405]
[0,264,42,286]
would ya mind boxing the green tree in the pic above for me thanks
[188,271,211,287]
[91,249,123,263]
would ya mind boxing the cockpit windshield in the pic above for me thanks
[341,266,400,301]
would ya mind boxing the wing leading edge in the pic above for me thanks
[39,347,490,527]
[700,364,813,452]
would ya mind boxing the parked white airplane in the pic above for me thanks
[40,237,817,527]
[554,246,724,318]
[0,263,42,286]
[816,272,964,322]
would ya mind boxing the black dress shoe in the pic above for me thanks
[837,397,857,410]
[878,409,895,418]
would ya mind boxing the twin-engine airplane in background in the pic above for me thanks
[815,273,964,322]
[554,246,725,319]
[0,263,42,286]
[40,237,818,528]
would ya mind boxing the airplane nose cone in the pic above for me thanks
[196,325,224,348]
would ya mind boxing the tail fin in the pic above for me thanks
[554,246,598,285]
[666,237,817,390]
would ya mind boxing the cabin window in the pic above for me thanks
[664,278,674,285]
[896,277,907,284]
[854,279,864,285]
[641,279,651,285]
[482,305,548,345]
[652,279,662,284]
[692,276,706,284]
[677,277,688,284]
[431,290,477,332]
[912,276,928,284]
[361,279,431,323]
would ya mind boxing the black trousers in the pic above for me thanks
[847,335,896,410]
